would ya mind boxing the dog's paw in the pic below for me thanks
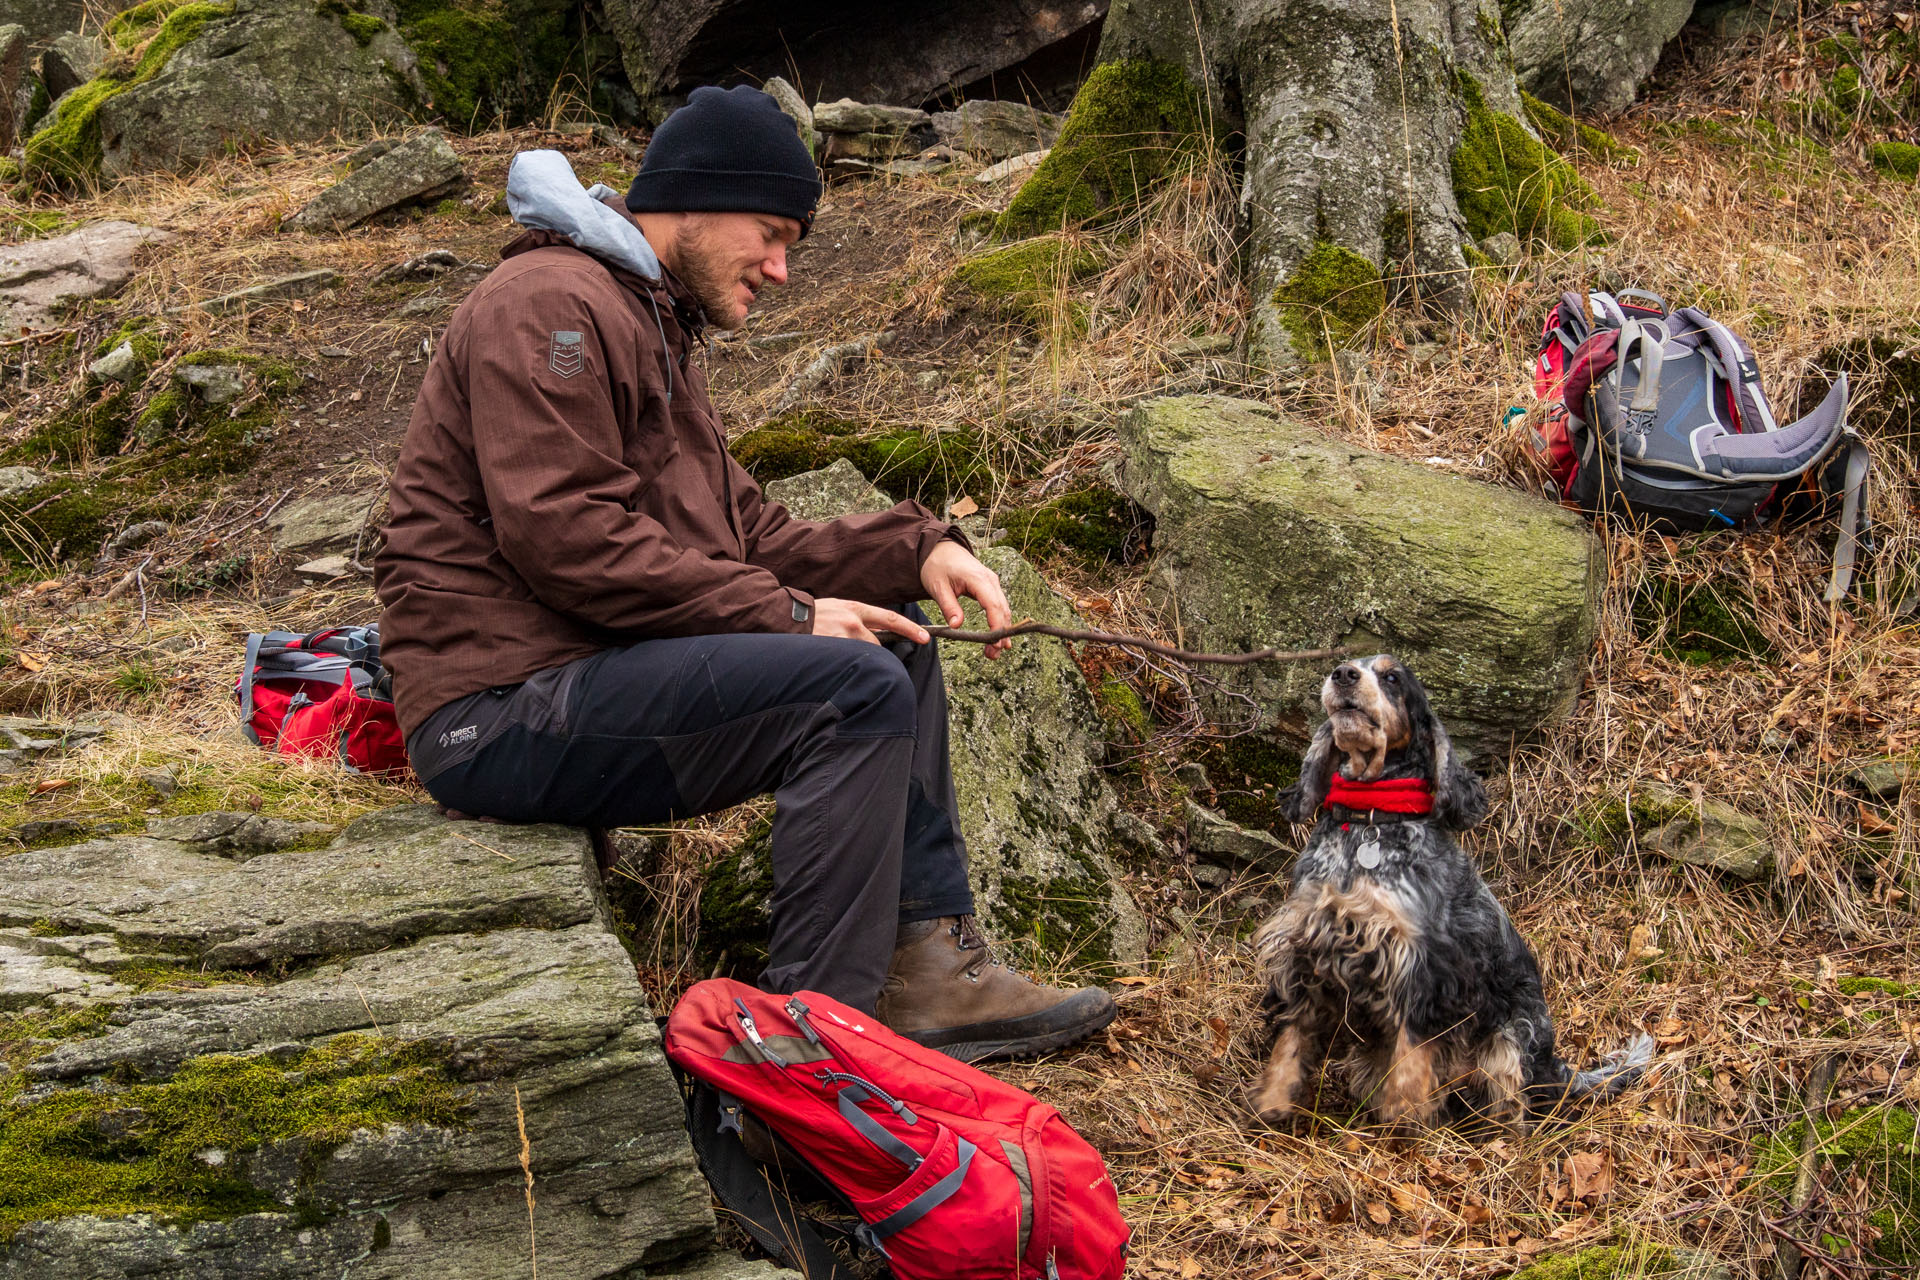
[1253,1103,1296,1129]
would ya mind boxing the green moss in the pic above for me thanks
[1508,1243,1680,1280]
[1837,977,1920,999]
[731,413,991,507]
[996,485,1147,571]
[1,209,75,239]
[1095,676,1151,744]
[951,235,1102,329]
[694,819,774,972]
[1754,1106,1919,1264]
[993,871,1117,972]
[994,60,1207,239]
[394,0,606,130]
[0,1033,466,1240]
[1451,75,1603,251]
[1565,790,1695,850]
[1871,142,1920,181]
[10,386,136,467]
[23,2,233,187]
[1520,92,1639,164]
[1271,240,1386,359]
[0,479,113,568]
[315,1,387,46]
[1631,575,1774,665]
[1197,734,1301,833]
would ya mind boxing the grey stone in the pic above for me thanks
[811,99,931,136]
[1477,231,1523,266]
[655,1253,802,1280]
[943,546,1148,966]
[176,362,248,405]
[0,466,48,500]
[821,128,936,164]
[761,75,815,157]
[93,0,424,179]
[973,148,1048,184]
[265,490,375,553]
[10,818,90,846]
[0,23,24,152]
[0,220,174,336]
[88,339,142,383]
[762,457,892,521]
[0,1,134,51]
[1174,762,1211,791]
[1170,333,1235,359]
[393,288,454,316]
[1508,0,1695,116]
[106,520,168,555]
[1110,810,1169,860]
[746,330,805,351]
[137,767,178,798]
[190,268,342,315]
[0,805,717,1275]
[1116,395,1600,757]
[1695,0,1797,42]
[1850,758,1914,800]
[0,805,604,966]
[0,718,103,753]
[931,99,1064,161]
[282,130,467,233]
[1191,862,1229,889]
[293,553,352,578]
[1637,785,1775,882]
[1184,800,1289,872]
[37,29,98,100]
[144,810,332,857]
[368,247,467,284]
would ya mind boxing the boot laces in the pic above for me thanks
[951,915,1001,978]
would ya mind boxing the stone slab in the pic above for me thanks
[0,220,173,336]
[282,130,467,233]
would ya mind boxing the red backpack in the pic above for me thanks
[664,979,1130,1280]
[235,625,409,776]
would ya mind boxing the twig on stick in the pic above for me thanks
[1775,1051,1842,1280]
[770,330,892,414]
[926,621,1344,667]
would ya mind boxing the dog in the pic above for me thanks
[1250,654,1650,1132]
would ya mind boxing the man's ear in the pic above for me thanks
[1427,717,1488,831]
[1281,721,1336,824]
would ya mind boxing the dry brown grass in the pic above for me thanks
[1,45,1917,1277]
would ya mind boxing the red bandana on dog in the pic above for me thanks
[1324,776,1434,815]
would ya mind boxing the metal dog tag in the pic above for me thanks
[1355,840,1383,870]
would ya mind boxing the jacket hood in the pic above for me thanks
[504,149,661,283]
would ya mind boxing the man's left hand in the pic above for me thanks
[920,541,1014,659]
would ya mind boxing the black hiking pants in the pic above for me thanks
[410,604,975,1012]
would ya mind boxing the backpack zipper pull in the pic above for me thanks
[784,997,824,1047]
[733,997,790,1068]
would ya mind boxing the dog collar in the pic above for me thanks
[1323,776,1434,817]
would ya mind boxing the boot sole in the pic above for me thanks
[901,989,1118,1064]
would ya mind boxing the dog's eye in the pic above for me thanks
[1384,672,1399,685]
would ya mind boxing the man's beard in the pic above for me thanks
[673,224,749,329]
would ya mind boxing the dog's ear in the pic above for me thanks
[1427,715,1488,830]
[1281,720,1336,824]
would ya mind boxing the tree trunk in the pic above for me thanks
[1087,0,1593,369]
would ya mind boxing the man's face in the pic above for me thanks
[668,211,801,330]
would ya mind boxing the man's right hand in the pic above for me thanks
[811,599,930,646]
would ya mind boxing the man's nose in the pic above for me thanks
[761,246,789,286]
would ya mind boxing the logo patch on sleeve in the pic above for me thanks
[549,330,585,378]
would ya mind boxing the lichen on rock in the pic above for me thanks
[1270,240,1386,359]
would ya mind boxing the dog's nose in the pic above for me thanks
[1331,663,1359,687]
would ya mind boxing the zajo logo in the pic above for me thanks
[549,330,585,378]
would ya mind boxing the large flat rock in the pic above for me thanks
[1117,395,1600,756]
[0,805,721,1277]
[0,220,172,336]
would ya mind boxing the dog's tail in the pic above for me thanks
[1530,1033,1656,1112]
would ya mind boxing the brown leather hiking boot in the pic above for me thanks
[874,915,1116,1063]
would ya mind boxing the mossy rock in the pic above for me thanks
[1837,976,1920,999]
[394,0,620,129]
[995,484,1150,572]
[1271,240,1386,359]
[1507,1243,1683,1280]
[0,477,116,568]
[732,412,991,508]
[0,1033,465,1240]
[692,818,774,974]
[1564,788,1696,850]
[993,59,1208,240]
[1754,1105,1920,1265]
[1193,734,1302,835]
[1520,91,1639,164]
[950,235,1102,330]
[1630,572,1774,665]
[22,0,231,186]
[1808,334,1920,455]
[1452,74,1603,251]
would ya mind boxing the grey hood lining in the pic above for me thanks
[505,149,661,284]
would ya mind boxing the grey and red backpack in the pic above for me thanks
[1528,289,1870,599]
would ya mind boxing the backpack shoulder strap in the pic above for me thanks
[238,631,266,744]
[1826,430,1872,603]
[677,1074,857,1280]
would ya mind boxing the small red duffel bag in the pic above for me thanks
[665,978,1130,1280]
[235,625,408,776]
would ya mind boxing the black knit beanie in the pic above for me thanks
[626,85,822,237]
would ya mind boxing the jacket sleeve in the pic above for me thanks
[466,271,813,637]
[731,452,968,603]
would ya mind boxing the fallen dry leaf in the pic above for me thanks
[1179,1260,1202,1280]
[16,652,47,672]
[1112,975,1153,987]
[32,778,71,795]
[1566,1151,1614,1200]
[948,495,979,518]
[1365,1202,1392,1226]
[1857,803,1897,836]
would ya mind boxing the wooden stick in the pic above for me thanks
[1775,1052,1841,1280]
[924,621,1345,667]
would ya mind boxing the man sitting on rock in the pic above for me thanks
[373,86,1116,1062]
